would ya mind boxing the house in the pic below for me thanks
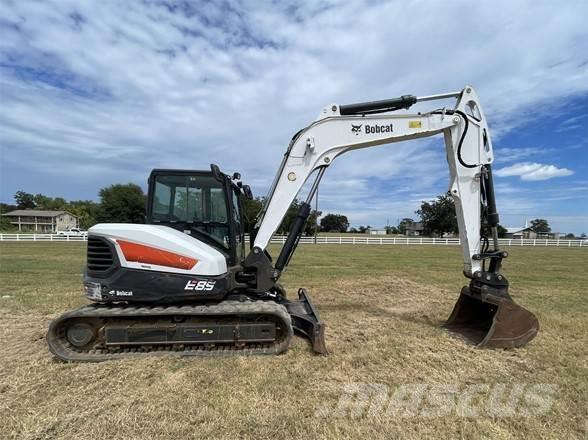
[1,210,79,233]
[405,222,425,236]
[504,227,563,240]
[537,232,564,239]
[504,227,536,239]
[366,228,387,235]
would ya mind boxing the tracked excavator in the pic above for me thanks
[47,86,539,361]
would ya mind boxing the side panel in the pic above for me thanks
[85,268,230,303]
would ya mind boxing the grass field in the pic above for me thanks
[0,242,586,440]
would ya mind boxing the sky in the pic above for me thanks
[1,0,587,233]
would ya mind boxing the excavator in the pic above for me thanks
[47,86,539,361]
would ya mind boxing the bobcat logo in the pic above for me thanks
[351,124,362,135]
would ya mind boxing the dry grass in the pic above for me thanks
[0,242,586,439]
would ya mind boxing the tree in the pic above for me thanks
[68,200,100,229]
[97,184,146,223]
[496,224,507,238]
[357,225,371,233]
[529,219,551,234]
[564,233,575,239]
[320,214,349,233]
[581,233,587,239]
[397,218,414,235]
[277,198,302,235]
[304,209,322,236]
[0,202,16,214]
[14,191,36,209]
[0,216,16,231]
[416,193,458,237]
[242,197,264,233]
[33,194,67,210]
[481,222,508,238]
[385,225,399,234]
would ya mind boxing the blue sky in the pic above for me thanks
[0,0,587,233]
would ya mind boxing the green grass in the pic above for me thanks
[0,242,587,439]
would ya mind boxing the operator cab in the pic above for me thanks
[146,165,252,265]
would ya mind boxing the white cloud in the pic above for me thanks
[0,0,587,230]
[495,162,574,181]
[493,146,554,163]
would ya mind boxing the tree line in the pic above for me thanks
[306,193,583,239]
[0,184,146,231]
[1,187,583,238]
[0,186,321,236]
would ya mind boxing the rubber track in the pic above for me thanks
[47,300,293,362]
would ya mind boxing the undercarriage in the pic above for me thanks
[47,289,326,362]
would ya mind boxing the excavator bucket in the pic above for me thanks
[445,287,539,348]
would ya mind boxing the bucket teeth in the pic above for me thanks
[445,287,539,348]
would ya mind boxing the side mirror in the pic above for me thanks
[242,185,253,200]
[210,164,223,182]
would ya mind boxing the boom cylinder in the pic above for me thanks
[275,167,326,272]
[275,202,311,271]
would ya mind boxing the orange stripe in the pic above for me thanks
[117,240,197,270]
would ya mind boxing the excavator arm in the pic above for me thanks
[243,85,538,348]
[250,86,487,276]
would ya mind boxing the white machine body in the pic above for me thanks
[89,223,228,276]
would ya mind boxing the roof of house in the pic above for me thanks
[1,210,75,218]
[407,222,424,230]
[505,227,533,234]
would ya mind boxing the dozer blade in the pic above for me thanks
[285,288,328,354]
[445,287,539,348]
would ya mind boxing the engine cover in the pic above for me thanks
[89,223,228,276]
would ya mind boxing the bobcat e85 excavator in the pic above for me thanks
[47,86,539,361]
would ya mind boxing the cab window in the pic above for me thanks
[151,175,229,249]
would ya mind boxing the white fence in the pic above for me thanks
[0,233,89,242]
[0,233,586,247]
